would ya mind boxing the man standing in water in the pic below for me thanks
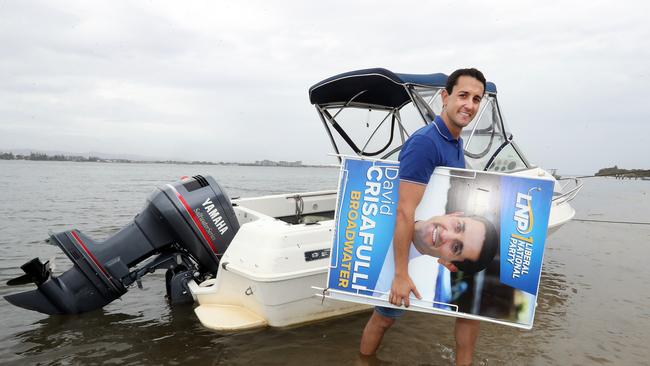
[359,68,487,366]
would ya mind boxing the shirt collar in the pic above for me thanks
[433,116,460,143]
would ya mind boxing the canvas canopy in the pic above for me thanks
[309,67,497,109]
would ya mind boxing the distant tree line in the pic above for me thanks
[0,151,334,168]
[0,152,101,162]
[0,151,230,164]
[596,165,650,178]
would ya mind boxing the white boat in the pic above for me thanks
[188,68,583,331]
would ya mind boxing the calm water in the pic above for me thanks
[0,160,649,365]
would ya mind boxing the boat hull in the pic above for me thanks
[190,178,575,331]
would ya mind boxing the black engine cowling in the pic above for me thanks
[5,175,239,315]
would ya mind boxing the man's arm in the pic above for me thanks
[389,180,426,308]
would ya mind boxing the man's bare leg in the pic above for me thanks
[454,318,480,365]
[359,311,395,356]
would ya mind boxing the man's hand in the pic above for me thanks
[389,181,425,308]
[437,258,458,272]
[389,273,421,307]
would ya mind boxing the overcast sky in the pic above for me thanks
[1,0,648,174]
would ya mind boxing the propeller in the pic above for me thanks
[6,258,51,286]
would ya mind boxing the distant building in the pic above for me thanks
[253,160,302,167]
[255,159,277,166]
[278,160,302,167]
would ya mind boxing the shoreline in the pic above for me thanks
[0,154,337,168]
[0,159,339,168]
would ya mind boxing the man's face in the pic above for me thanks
[441,75,485,133]
[413,214,486,263]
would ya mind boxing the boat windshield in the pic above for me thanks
[316,85,530,172]
[408,86,530,172]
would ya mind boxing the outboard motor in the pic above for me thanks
[5,175,239,315]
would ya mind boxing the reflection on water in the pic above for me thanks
[10,305,229,365]
[1,161,649,365]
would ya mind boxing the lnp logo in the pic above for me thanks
[500,176,553,296]
[513,187,541,235]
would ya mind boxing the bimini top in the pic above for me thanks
[309,67,497,109]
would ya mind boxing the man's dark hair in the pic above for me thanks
[445,68,487,95]
[452,215,498,274]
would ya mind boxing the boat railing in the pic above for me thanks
[285,191,337,224]
[552,177,583,205]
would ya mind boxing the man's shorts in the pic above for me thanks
[375,306,405,319]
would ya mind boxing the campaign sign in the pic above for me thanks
[328,158,400,295]
[326,157,555,329]
[499,176,553,295]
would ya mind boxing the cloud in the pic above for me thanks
[0,0,648,173]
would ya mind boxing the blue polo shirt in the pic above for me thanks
[398,116,465,184]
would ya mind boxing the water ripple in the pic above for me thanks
[1,164,649,365]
